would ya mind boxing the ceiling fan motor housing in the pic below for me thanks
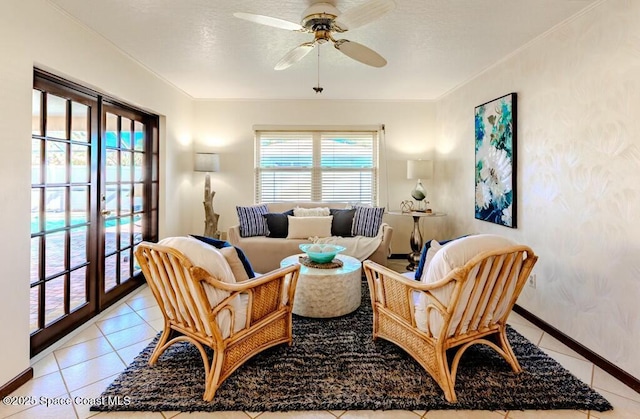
[301,2,341,31]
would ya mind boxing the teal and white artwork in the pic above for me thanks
[474,93,517,228]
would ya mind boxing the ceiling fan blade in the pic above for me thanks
[275,42,317,70]
[334,0,395,30]
[334,39,387,67]
[233,12,303,31]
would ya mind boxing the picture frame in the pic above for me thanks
[474,92,517,228]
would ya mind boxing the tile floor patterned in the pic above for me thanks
[2,259,639,419]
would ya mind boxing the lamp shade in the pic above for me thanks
[407,159,433,180]
[194,153,220,172]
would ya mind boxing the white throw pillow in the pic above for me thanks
[419,240,443,281]
[414,234,517,337]
[286,215,333,239]
[157,236,246,338]
[293,207,330,217]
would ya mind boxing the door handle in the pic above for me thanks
[101,209,112,216]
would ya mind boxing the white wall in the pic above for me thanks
[435,0,640,380]
[191,100,444,254]
[0,0,193,387]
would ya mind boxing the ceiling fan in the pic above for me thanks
[233,0,395,70]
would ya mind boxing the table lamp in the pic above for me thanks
[407,159,433,212]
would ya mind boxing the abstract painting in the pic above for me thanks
[474,93,517,228]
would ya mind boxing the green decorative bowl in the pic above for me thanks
[299,244,346,264]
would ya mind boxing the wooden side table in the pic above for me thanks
[388,211,447,271]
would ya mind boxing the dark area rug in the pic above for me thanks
[92,281,612,413]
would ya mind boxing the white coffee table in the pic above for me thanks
[280,253,362,318]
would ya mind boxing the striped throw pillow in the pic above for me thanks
[351,206,385,237]
[236,204,269,237]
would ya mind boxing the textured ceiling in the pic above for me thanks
[48,0,598,100]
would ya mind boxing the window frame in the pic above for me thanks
[254,127,379,205]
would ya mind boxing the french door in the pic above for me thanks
[30,70,158,356]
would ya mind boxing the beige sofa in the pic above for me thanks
[228,202,393,273]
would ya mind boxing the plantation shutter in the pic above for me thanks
[255,129,378,205]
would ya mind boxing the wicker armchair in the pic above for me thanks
[135,242,300,401]
[363,244,537,402]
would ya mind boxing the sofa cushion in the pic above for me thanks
[236,204,269,237]
[351,206,385,237]
[263,209,294,238]
[330,208,355,237]
[293,206,330,217]
[287,215,333,239]
[190,234,255,279]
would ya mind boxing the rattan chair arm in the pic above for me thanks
[192,264,300,292]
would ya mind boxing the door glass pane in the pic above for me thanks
[32,90,41,136]
[70,187,88,226]
[45,232,66,278]
[30,237,40,285]
[134,121,144,151]
[30,286,39,333]
[32,139,42,184]
[45,187,66,230]
[121,151,132,182]
[70,267,87,311]
[133,216,143,244]
[105,219,117,255]
[120,252,131,283]
[71,144,89,183]
[31,189,41,234]
[71,102,89,142]
[46,141,67,183]
[120,217,131,249]
[105,185,118,214]
[133,183,144,212]
[121,117,131,149]
[105,254,117,291]
[45,276,65,325]
[46,94,67,139]
[106,113,118,148]
[133,153,143,182]
[70,226,87,268]
[120,184,131,215]
[106,150,118,182]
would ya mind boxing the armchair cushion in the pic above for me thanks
[158,236,247,338]
[415,234,517,337]
[190,234,255,279]
[414,235,469,280]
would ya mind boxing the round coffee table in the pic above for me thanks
[280,253,362,318]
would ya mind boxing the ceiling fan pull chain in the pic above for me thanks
[313,45,324,94]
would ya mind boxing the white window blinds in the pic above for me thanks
[255,129,378,205]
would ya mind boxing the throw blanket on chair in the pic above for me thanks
[311,223,387,261]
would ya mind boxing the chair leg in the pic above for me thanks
[435,348,457,403]
[203,348,225,401]
[498,327,522,373]
[148,324,172,366]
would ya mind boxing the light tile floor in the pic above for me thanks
[2,260,639,419]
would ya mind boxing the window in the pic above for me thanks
[255,129,378,205]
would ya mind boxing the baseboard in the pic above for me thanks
[0,368,34,398]
[513,304,640,394]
